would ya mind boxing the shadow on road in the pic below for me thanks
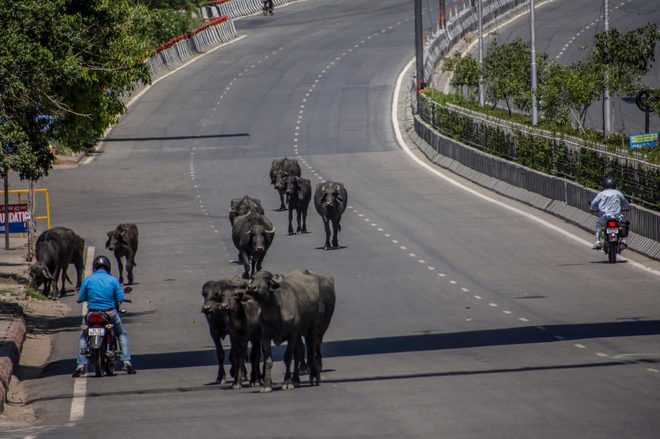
[37,319,660,380]
[101,133,250,142]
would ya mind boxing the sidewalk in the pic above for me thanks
[0,238,29,413]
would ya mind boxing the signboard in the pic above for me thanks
[628,132,658,149]
[0,204,30,233]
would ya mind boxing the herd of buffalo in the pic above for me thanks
[26,157,347,392]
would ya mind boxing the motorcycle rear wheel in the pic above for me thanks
[92,348,103,377]
[608,242,617,263]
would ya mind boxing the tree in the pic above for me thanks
[538,62,571,126]
[590,23,659,102]
[442,53,481,100]
[483,39,533,116]
[0,0,153,180]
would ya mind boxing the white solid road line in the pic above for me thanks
[68,246,95,423]
[392,58,660,278]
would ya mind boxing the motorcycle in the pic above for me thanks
[262,0,274,15]
[598,216,630,263]
[81,287,132,377]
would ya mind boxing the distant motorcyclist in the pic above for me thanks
[589,177,630,250]
[73,255,136,377]
[262,0,274,14]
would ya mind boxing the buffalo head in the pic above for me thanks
[320,183,344,208]
[244,223,275,254]
[29,262,53,290]
[246,271,283,302]
[106,229,128,252]
[274,171,289,191]
[201,281,223,315]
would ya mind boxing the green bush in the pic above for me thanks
[419,92,660,210]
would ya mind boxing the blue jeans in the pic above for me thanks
[77,310,131,367]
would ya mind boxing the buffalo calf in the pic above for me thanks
[106,223,138,285]
[313,181,348,249]
[286,176,311,235]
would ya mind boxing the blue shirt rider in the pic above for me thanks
[73,255,136,377]
[590,177,630,249]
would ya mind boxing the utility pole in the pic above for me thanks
[439,0,446,29]
[478,0,485,107]
[415,0,426,101]
[3,166,8,250]
[603,0,611,136]
[530,0,538,126]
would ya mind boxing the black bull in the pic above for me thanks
[270,158,301,211]
[231,212,275,279]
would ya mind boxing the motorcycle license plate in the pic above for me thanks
[88,328,105,336]
[606,228,618,234]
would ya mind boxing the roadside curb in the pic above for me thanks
[0,303,26,413]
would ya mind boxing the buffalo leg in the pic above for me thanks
[295,207,302,234]
[126,253,135,285]
[115,253,124,285]
[240,252,251,279]
[282,335,296,390]
[230,337,245,389]
[211,329,226,384]
[301,205,308,233]
[59,266,67,298]
[249,334,262,386]
[322,219,331,249]
[260,338,273,392]
[331,218,340,248]
[288,205,295,235]
[74,261,83,290]
[255,253,265,273]
[278,190,286,211]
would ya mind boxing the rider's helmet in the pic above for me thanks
[602,177,616,189]
[92,255,111,272]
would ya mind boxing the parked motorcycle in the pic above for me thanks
[599,216,630,263]
[81,287,132,377]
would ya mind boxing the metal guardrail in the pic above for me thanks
[202,0,295,20]
[146,18,238,80]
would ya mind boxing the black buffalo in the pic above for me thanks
[30,227,84,299]
[105,223,138,285]
[218,278,262,388]
[246,269,335,392]
[228,195,264,226]
[313,181,348,249]
[270,157,301,210]
[285,176,311,235]
[201,277,261,387]
[232,212,275,279]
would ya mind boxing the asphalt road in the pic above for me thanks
[9,0,660,438]
[466,0,660,134]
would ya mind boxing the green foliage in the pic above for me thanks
[591,23,659,97]
[0,0,155,179]
[483,39,536,116]
[131,1,204,47]
[442,53,481,100]
[419,93,660,210]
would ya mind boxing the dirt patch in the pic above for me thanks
[0,287,70,428]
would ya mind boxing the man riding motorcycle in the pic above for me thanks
[262,0,274,13]
[589,177,630,250]
[73,255,136,377]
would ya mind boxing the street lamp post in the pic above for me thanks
[415,0,425,92]
[530,0,539,126]
[603,0,611,136]
[478,0,485,107]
